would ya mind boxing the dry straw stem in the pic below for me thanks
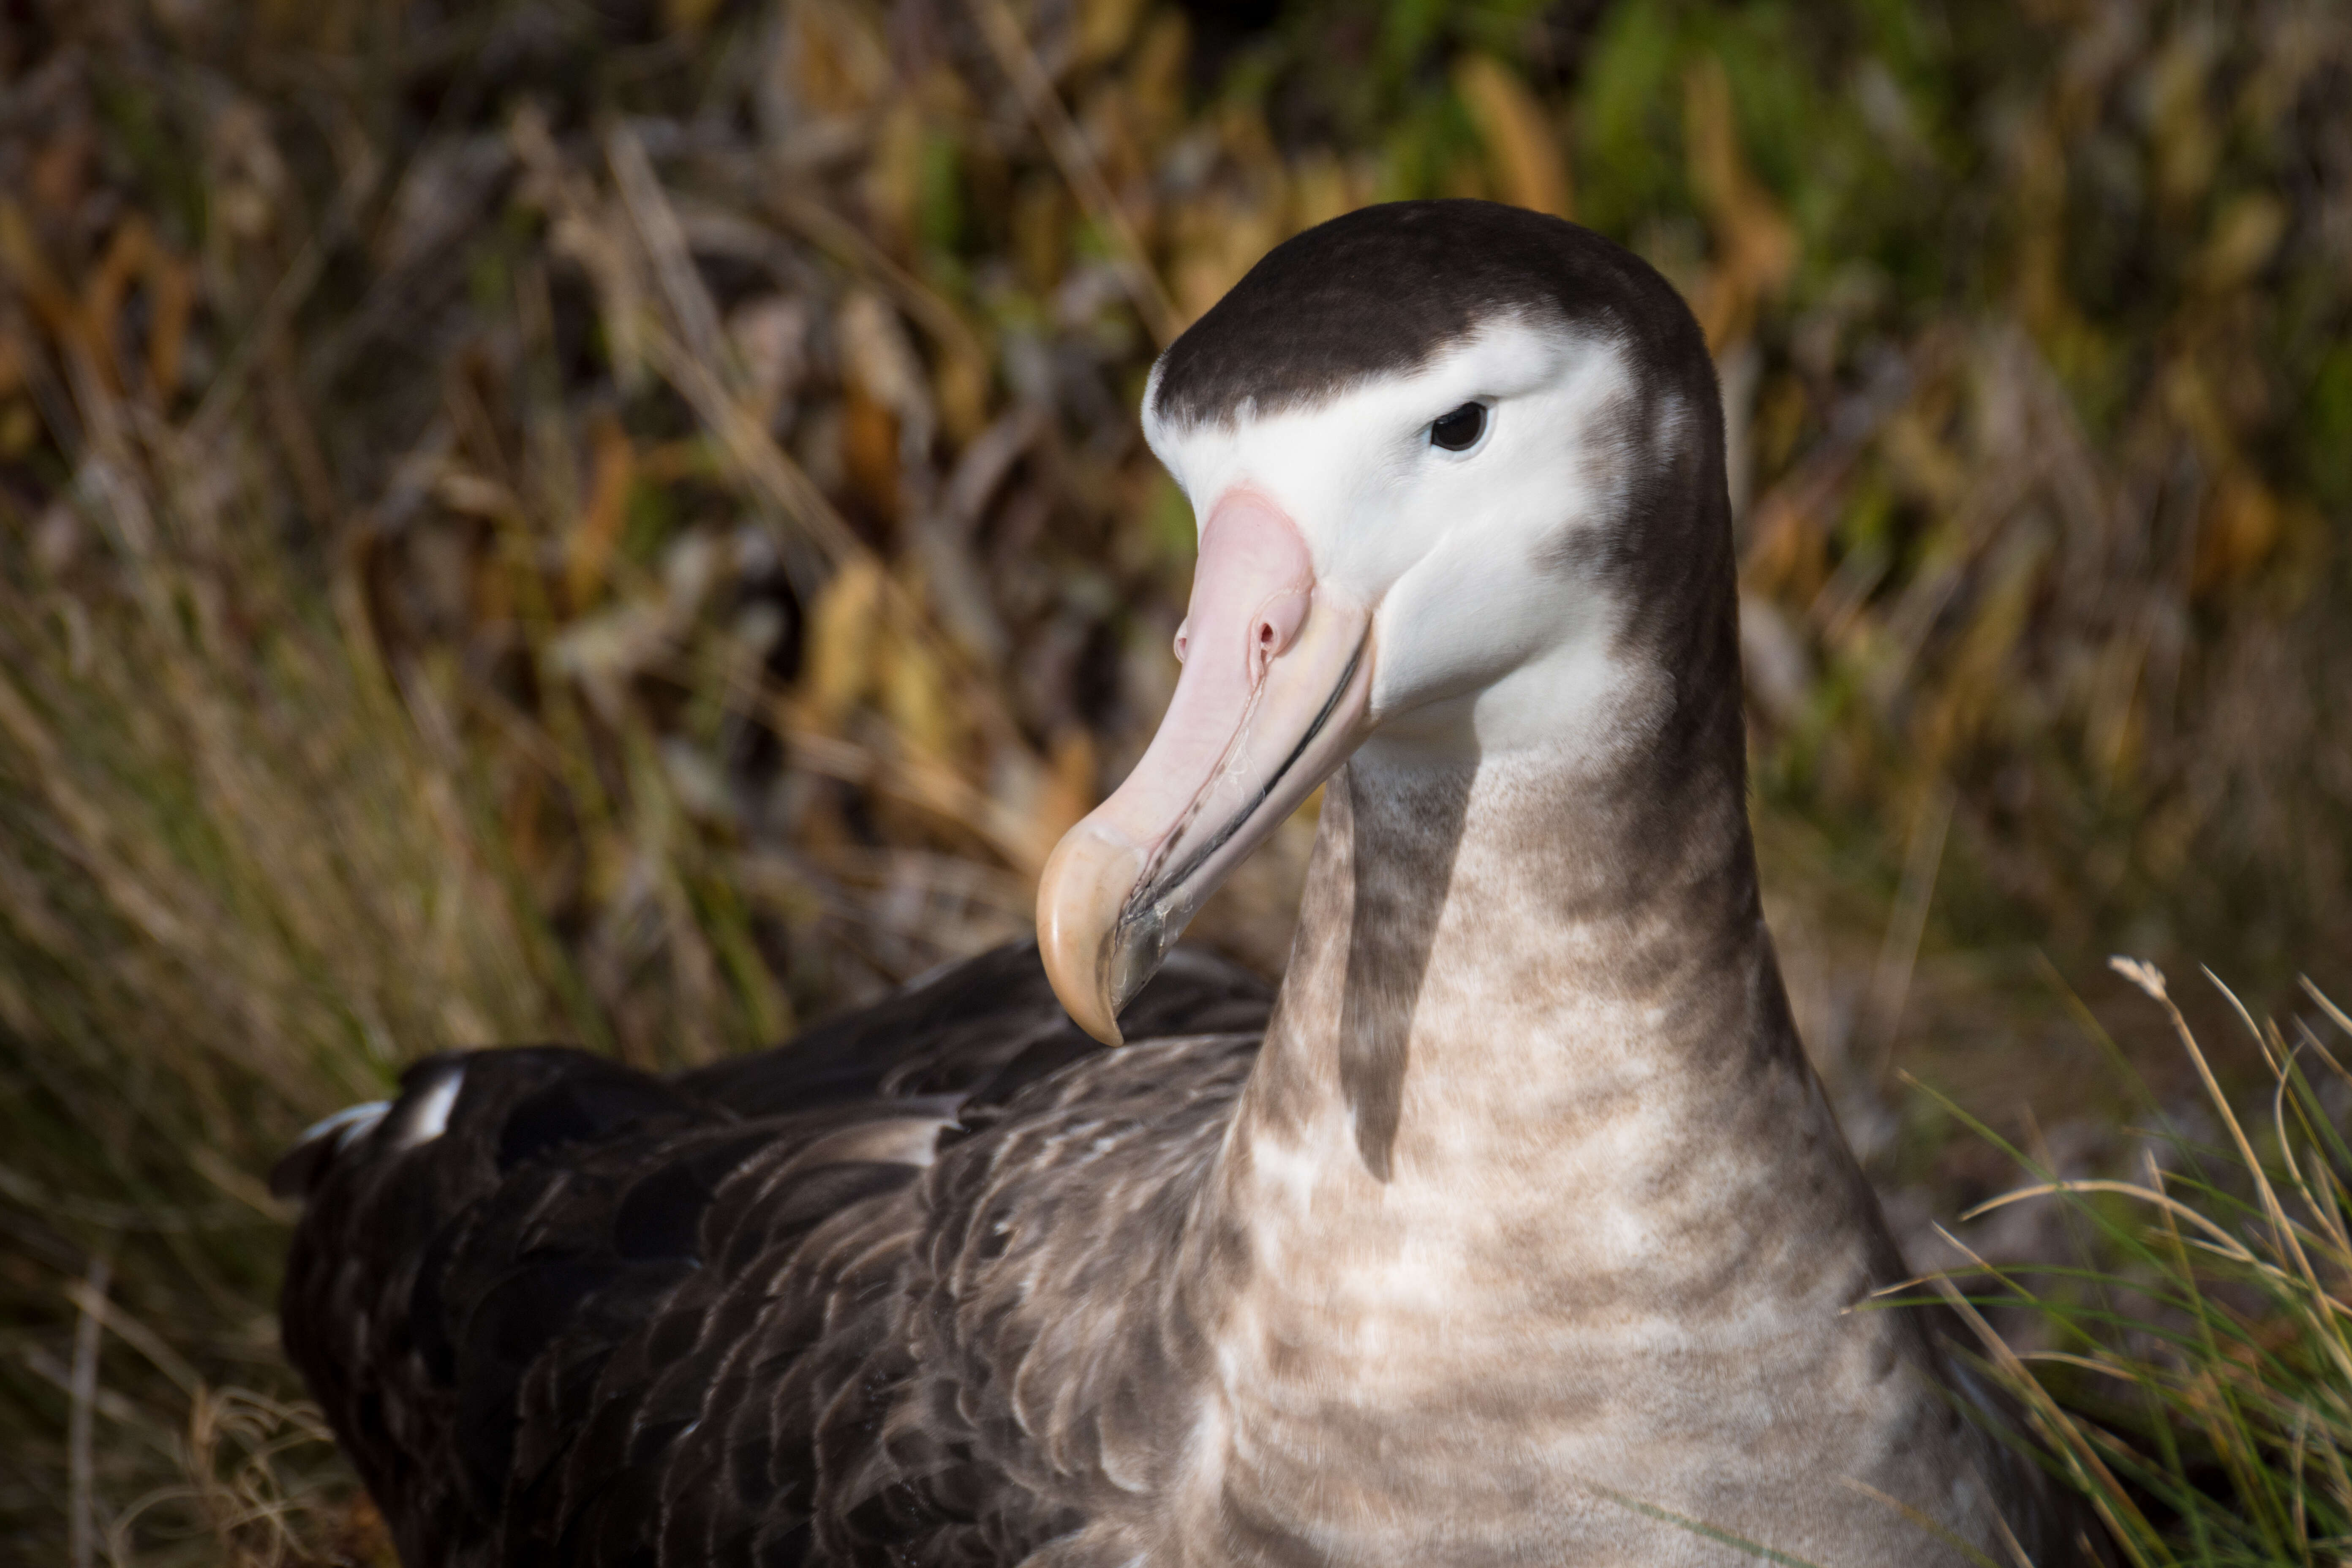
[1867,779,1956,1083]
[1452,54,1573,220]
[1931,961,2352,1564]
[1838,1473,2027,1568]
[1927,1264,2153,1556]
[2109,959,2343,1361]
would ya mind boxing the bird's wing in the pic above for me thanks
[275,943,1269,1568]
[885,1026,1261,1563]
[667,941,1273,1115]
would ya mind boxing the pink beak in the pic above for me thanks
[1036,491,1374,1042]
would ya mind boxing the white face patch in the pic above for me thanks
[1143,320,1660,763]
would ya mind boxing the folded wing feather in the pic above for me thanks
[275,942,1272,1568]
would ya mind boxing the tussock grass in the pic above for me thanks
[0,430,553,1563]
[1925,963,2352,1566]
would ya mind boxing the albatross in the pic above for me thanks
[277,199,2096,1567]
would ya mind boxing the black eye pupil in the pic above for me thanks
[1431,403,1485,451]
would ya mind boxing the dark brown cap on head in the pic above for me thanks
[1147,200,1713,429]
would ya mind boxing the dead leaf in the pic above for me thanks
[565,414,637,611]
[880,616,958,762]
[864,100,928,253]
[2201,193,2286,291]
[838,291,933,449]
[797,558,885,732]
[1031,727,1097,863]
[783,0,890,122]
[729,295,811,426]
[842,385,901,521]
[2196,470,2281,592]
[1455,54,1572,219]
[1684,56,1797,351]
[1077,0,1148,71]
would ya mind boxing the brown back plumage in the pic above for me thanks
[275,944,1269,1567]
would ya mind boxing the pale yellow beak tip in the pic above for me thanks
[1036,819,1143,1046]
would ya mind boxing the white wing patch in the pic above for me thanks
[389,1064,465,1149]
[293,1099,391,1153]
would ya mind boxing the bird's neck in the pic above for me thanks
[1177,722,1927,1548]
[1218,724,1839,1207]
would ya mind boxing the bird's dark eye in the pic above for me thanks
[1430,403,1486,452]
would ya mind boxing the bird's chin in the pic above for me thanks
[1037,594,1373,1045]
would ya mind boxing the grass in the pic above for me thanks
[1923,965,2352,1567]
[0,0,2347,1561]
[0,415,553,1563]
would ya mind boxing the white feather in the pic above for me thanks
[392,1066,464,1149]
[293,1100,389,1153]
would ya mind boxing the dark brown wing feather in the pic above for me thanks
[276,942,1271,1568]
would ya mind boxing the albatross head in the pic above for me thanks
[1038,199,1733,1043]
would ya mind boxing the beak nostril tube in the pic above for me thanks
[1038,490,1364,1043]
[1249,585,1311,681]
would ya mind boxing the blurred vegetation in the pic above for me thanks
[0,0,2347,1561]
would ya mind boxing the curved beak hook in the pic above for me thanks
[1037,493,1374,1042]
